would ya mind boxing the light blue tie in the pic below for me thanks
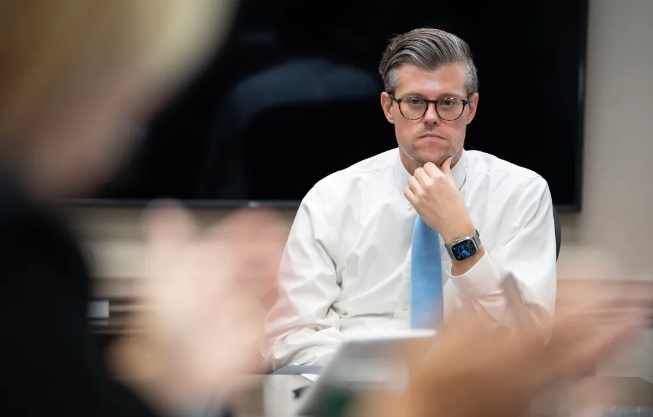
[410,215,443,329]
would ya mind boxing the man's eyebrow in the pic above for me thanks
[396,92,467,99]
[395,91,423,98]
[437,93,467,99]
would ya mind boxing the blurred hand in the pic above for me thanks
[109,202,287,412]
[355,259,646,417]
[405,158,474,243]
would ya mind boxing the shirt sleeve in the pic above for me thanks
[262,186,345,369]
[446,176,557,329]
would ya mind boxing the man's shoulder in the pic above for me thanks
[466,150,546,188]
[312,148,397,193]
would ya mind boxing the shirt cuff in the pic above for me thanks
[446,252,503,301]
[289,347,338,367]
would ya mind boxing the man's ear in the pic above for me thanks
[381,92,395,124]
[466,92,479,125]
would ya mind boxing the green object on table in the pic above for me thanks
[314,386,356,417]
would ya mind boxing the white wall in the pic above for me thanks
[71,0,653,381]
[558,0,653,272]
[556,0,653,382]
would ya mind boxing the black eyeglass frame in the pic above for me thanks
[392,95,470,121]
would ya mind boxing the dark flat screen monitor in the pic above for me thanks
[85,0,587,211]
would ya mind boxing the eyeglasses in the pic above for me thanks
[392,96,470,121]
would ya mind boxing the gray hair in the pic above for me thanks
[379,28,479,96]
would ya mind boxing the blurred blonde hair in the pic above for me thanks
[0,0,233,140]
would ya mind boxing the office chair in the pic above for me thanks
[553,206,561,261]
[226,99,395,200]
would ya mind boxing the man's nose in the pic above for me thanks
[423,102,440,123]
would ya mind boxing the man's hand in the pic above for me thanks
[404,158,474,244]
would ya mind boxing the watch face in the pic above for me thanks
[451,239,478,261]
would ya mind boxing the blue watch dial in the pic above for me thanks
[451,240,478,261]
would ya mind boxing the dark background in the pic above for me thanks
[89,0,587,211]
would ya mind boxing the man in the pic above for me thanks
[263,28,557,370]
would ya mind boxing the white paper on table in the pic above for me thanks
[301,374,320,383]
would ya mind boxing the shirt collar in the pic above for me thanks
[394,148,468,198]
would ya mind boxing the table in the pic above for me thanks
[228,376,653,417]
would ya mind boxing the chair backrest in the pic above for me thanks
[553,206,561,260]
[238,99,395,200]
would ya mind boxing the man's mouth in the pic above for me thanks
[418,133,446,140]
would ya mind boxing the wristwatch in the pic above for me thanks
[445,230,482,261]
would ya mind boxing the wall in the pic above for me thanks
[556,0,653,381]
[70,0,653,381]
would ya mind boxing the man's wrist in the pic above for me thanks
[442,222,476,245]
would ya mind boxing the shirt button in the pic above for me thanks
[402,302,409,310]
[405,199,412,209]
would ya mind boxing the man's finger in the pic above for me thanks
[407,176,421,194]
[423,162,442,179]
[440,157,456,185]
[414,167,431,186]
[405,188,418,206]
[440,157,452,174]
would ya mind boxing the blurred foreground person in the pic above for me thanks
[353,256,647,417]
[0,1,289,416]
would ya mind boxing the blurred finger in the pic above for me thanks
[143,199,198,243]
[419,309,490,369]
[204,208,287,298]
[141,200,199,278]
[541,309,645,384]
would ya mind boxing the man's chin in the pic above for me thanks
[399,146,458,171]
[415,154,449,168]
[417,148,462,167]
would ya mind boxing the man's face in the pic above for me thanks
[381,63,479,171]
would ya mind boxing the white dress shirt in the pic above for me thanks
[263,149,557,369]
